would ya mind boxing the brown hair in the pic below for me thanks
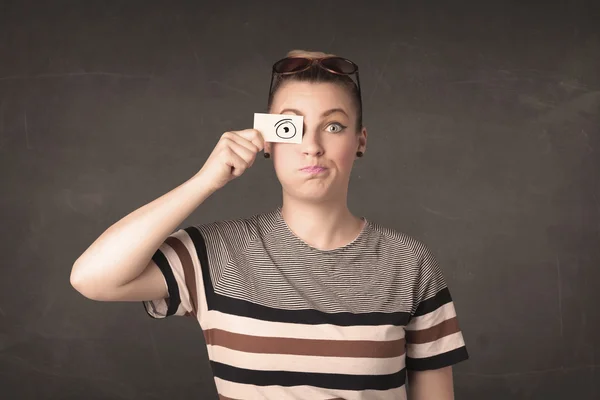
[267,50,363,130]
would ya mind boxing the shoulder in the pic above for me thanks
[365,218,435,265]
[191,209,277,244]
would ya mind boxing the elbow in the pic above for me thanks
[70,267,93,299]
[69,263,105,301]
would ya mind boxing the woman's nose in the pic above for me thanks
[301,128,324,156]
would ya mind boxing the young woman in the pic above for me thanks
[70,50,469,400]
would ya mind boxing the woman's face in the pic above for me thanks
[267,80,367,203]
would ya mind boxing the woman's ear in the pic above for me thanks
[263,141,272,157]
[358,126,368,153]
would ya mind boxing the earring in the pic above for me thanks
[356,151,363,158]
[264,152,271,159]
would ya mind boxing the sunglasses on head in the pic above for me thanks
[269,56,362,106]
[272,56,359,75]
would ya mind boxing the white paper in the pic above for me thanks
[253,113,303,143]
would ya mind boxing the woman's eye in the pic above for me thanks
[326,122,346,133]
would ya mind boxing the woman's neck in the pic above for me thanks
[280,198,365,251]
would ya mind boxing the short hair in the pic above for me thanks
[267,50,363,130]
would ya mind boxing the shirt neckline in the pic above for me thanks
[273,206,370,254]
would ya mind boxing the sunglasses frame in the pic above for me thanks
[268,56,362,110]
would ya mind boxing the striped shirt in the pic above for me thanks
[143,207,469,399]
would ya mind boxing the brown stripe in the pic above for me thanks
[219,393,344,400]
[219,393,343,400]
[405,317,460,344]
[204,328,405,358]
[166,236,198,317]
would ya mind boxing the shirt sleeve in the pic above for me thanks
[142,226,202,319]
[404,241,469,371]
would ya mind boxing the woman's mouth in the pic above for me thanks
[300,166,327,174]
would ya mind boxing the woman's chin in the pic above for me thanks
[282,181,341,203]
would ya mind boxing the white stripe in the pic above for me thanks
[405,302,457,331]
[159,232,196,316]
[206,310,406,341]
[407,331,465,359]
[214,377,407,400]
[172,228,212,317]
[207,345,405,375]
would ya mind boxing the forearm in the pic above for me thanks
[70,172,215,292]
[407,367,454,400]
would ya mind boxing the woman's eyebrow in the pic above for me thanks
[278,108,348,117]
[321,108,348,118]
[279,108,302,115]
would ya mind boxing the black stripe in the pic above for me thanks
[187,225,410,326]
[210,361,406,391]
[406,346,469,371]
[217,290,410,326]
[413,287,452,317]
[186,225,213,295]
[151,248,180,317]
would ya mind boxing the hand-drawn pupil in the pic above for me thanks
[274,120,296,139]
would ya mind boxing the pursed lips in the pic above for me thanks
[300,165,327,173]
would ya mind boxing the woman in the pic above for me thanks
[70,50,469,400]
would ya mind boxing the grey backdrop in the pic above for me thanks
[1,1,599,399]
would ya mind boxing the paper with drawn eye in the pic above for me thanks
[253,113,303,144]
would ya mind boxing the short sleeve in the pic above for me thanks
[404,241,469,371]
[142,227,202,319]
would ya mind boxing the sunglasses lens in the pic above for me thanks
[321,57,358,74]
[273,57,312,73]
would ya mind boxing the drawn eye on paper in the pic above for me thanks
[253,113,303,143]
[274,118,297,139]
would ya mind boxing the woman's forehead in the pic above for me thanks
[271,81,354,112]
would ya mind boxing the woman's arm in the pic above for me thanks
[407,366,454,400]
[70,129,265,301]
[70,172,216,301]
